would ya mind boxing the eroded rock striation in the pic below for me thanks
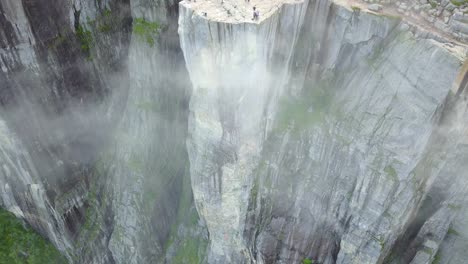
[179,0,468,263]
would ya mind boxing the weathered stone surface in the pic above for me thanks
[368,4,383,11]
[179,0,468,263]
[0,0,131,262]
[1,0,468,263]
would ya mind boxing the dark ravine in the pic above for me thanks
[0,0,467,264]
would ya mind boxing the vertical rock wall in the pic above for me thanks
[0,0,203,262]
[179,1,308,262]
[106,0,190,262]
[179,0,468,263]
[0,0,132,262]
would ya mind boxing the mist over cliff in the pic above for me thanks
[0,0,467,263]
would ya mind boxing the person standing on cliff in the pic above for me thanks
[252,6,259,21]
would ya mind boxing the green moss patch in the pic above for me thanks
[351,6,361,12]
[448,227,460,236]
[135,101,159,112]
[422,246,433,255]
[450,0,467,6]
[163,167,208,263]
[97,9,114,32]
[81,184,101,242]
[432,252,441,264]
[86,8,122,34]
[172,237,207,264]
[274,81,334,135]
[448,203,462,210]
[133,18,160,47]
[0,208,68,264]
[384,165,398,181]
[76,25,93,58]
[127,156,144,173]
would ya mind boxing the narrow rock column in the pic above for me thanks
[178,1,307,262]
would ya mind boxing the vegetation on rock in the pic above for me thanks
[0,208,68,264]
[76,25,93,58]
[133,18,160,47]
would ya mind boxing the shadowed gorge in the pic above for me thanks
[0,0,467,264]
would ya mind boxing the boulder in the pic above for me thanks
[368,4,383,11]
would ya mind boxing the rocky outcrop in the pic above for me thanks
[179,0,310,262]
[361,0,468,42]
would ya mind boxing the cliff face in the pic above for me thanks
[0,0,131,260]
[102,0,206,263]
[0,0,467,263]
[179,0,468,263]
[0,0,206,262]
